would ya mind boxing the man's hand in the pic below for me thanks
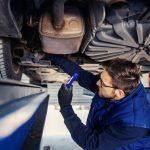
[58,84,73,109]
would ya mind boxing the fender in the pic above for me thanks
[0,0,22,38]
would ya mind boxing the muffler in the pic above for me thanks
[39,1,84,54]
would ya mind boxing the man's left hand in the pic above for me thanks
[58,84,73,109]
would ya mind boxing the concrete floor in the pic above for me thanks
[40,105,89,150]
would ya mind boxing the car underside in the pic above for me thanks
[0,0,150,84]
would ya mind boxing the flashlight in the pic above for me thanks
[66,73,79,88]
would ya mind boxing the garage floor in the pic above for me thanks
[40,105,88,150]
[40,83,93,150]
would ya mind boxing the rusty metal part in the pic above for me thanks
[52,0,67,30]
[19,61,50,68]
[39,7,84,54]
[25,67,70,83]
[19,50,49,67]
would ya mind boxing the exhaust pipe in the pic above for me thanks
[52,0,68,30]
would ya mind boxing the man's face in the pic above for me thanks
[96,70,116,99]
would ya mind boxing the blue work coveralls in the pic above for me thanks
[48,55,150,150]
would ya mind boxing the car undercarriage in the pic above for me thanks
[0,0,149,84]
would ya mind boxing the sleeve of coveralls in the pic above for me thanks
[46,54,99,93]
[60,106,149,150]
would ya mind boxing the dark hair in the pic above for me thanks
[101,58,141,95]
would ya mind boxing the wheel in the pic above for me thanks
[0,38,22,80]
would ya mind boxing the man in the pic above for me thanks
[48,55,150,150]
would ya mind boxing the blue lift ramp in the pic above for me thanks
[0,79,49,150]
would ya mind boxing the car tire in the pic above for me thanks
[0,38,22,80]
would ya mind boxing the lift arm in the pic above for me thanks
[0,79,49,150]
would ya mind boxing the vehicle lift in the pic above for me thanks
[0,75,149,150]
[0,79,49,150]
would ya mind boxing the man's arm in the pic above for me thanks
[61,106,149,150]
[46,54,99,93]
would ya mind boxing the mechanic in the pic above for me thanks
[48,55,150,150]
